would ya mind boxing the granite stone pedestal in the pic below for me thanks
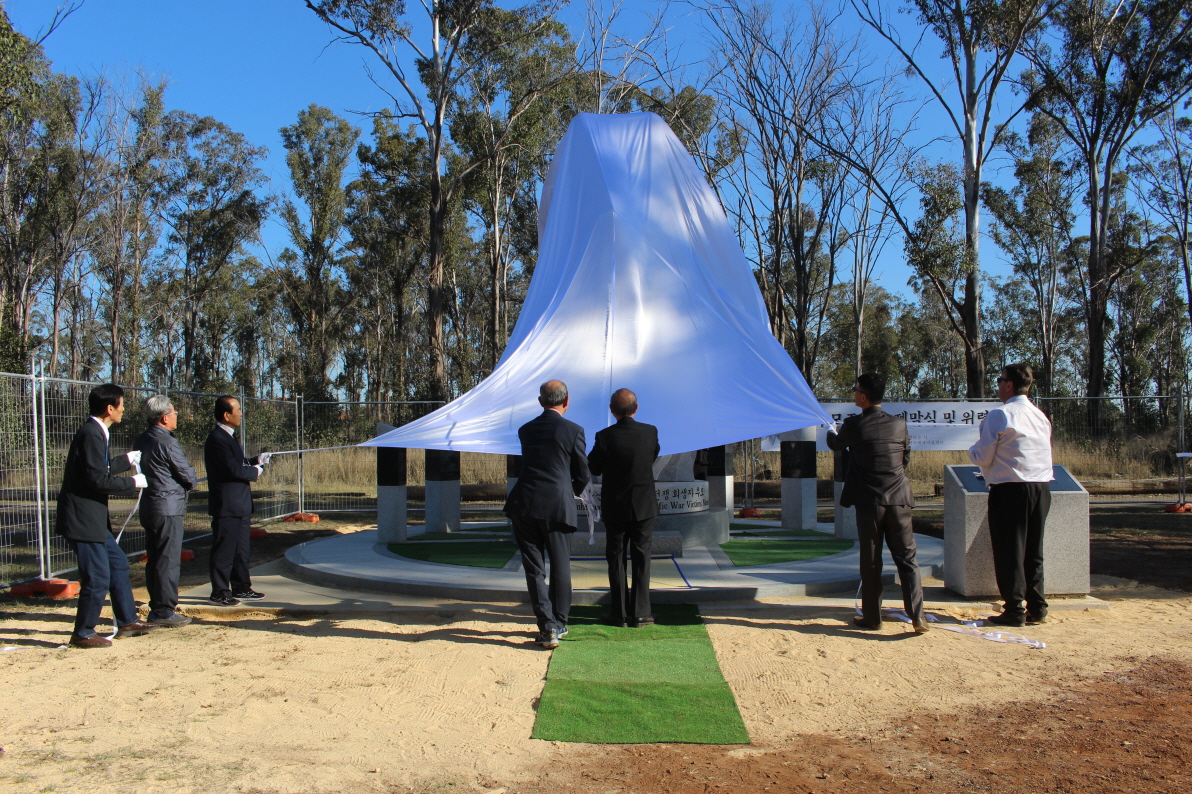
[833,449,857,539]
[424,449,461,533]
[943,464,1090,597]
[781,428,818,530]
[375,424,408,543]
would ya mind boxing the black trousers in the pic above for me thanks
[209,515,251,598]
[854,504,923,624]
[510,515,572,634]
[988,482,1051,616]
[604,516,654,622]
[141,512,184,616]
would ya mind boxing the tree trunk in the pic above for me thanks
[962,55,985,398]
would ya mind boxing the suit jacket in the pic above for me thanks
[134,424,198,518]
[55,418,137,542]
[587,416,660,523]
[503,409,590,529]
[203,426,260,517]
[825,406,915,508]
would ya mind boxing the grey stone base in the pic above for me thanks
[578,507,731,550]
[569,531,683,557]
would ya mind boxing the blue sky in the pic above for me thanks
[9,0,1024,296]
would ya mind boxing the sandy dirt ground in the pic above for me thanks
[2,575,1191,793]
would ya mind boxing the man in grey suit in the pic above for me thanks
[826,372,928,634]
[134,395,198,627]
[503,380,590,648]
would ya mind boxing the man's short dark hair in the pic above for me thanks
[1003,363,1034,396]
[88,384,124,417]
[539,380,568,407]
[610,388,638,418]
[855,372,886,404]
[214,395,239,422]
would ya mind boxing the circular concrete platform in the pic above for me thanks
[284,525,945,604]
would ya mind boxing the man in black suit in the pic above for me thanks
[587,388,659,627]
[503,380,590,648]
[134,395,198,626]
[826,372,928,634]
[56,384,157,648]
[204,395,271,606]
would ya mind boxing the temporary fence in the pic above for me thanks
[1,365,1187,588]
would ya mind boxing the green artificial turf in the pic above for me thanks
[531,604,749,745]
[387,540,515,568]
[719,537,854,567]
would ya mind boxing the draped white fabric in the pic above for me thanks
[362,112,832,455]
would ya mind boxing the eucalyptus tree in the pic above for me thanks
[1130,110,1192,345]
[1019,0,1192,425]
[345,120,431,406]
[854,0,1059,397]
[304,0,569,402]
[450,8,573,370]
[705,0,856,382]
[157,112,269,391]
[982,113,1079,396]
[276,104,360,401]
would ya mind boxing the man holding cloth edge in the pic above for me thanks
[134,395,198,627]
[56,384,156,648]
[826,372,928,634]
[205,395,271,607]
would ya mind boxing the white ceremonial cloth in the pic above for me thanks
[363,112,833,456]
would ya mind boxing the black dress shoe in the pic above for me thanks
[1026,610,1048,625]
[852,616,881,630]
[630,615,656,627]
[986,612,1026,627]
[69,634,112,648]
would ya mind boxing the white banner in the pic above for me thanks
[762,402,1001,452]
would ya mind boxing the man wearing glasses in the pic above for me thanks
[969,363,1053,627]
[134,395,199,627]
[826,372,928,634]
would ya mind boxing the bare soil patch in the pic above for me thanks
[512,656,1191,794]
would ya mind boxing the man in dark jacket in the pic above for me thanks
[56,384,157,648]
[204,395,270,606]
[826,372,928,634]
[134,395,198,626]
[587,388,660,627]
[503,380,590,648]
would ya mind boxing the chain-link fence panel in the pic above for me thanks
[1039,395,1187,503]
[240,397,299,520]
[298,401,444,514]
[38,379,159,577]
[0,373,43,585]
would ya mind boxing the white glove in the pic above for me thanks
[258,452,272,466]
[255,465,264,476]
[125,450,141,467]
[132,474,148,489]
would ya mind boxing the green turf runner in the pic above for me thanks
[387,541,515,568]
[532,604,749,744]
[719,537,853,567]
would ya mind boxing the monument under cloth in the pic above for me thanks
[362,112,832,543]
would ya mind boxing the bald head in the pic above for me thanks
[610,388,638,418]
[539,379,569,411]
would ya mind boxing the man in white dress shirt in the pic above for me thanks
[968,363,1053,627]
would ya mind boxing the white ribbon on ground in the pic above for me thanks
[854,584,1046,649]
